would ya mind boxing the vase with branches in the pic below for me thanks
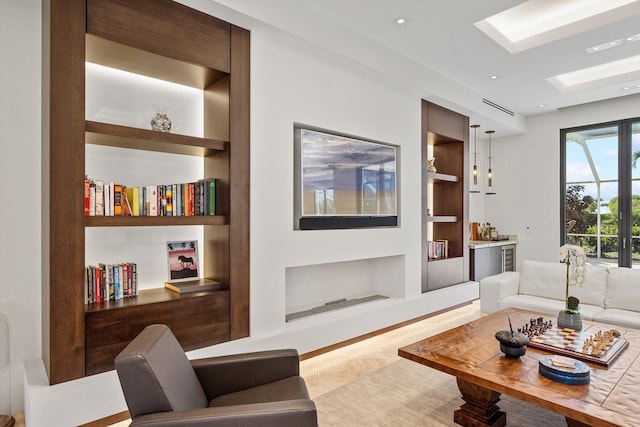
[558,244,587,329]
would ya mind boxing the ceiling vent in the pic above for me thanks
[483,98,515,116]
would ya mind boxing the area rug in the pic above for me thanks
[314,358,566,426]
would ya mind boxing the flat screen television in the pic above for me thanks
[294,124,399,230]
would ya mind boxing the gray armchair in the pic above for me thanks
[114,324,318,426]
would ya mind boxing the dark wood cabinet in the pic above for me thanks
[44,0,249,384]
[421,101,469,292]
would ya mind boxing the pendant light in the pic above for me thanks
[470,124,480,193]
[485,130,496,195]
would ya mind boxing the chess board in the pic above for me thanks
[526,324,628,367]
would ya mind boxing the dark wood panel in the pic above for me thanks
[85,290,230,375]
[87,0,231,72]
[228,26,251,340]
[86,34,227,89]
[434,138,463,178]
[424,102,466,140]
[204,76,231,143]
[85,215,226,227]
[45,0,87,385]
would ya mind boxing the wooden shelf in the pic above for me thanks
[427,172,459,183]
[85,286,227,313]
[85,215,226,227]
[86,121,227,156]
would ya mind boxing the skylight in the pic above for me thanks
[547,55,640,93]
[475,0,640,53]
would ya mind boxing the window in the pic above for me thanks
[561,118,640,268]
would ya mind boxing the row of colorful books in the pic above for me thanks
[84,176,217,217]
[85,262,138,304]
[427,240,449,260]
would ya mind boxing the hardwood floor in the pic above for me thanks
[300,300,482,398]
[95,299,482,426]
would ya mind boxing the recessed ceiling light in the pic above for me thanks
[395,17,407,25]
[586,33,640,53]
[489,75,500,80]
[547,54,640,93]
[537,104,546,108]
[475,0,640,54]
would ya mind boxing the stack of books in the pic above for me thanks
[427,240,449,260]
[84,176,217,217]
[85,262,138,304]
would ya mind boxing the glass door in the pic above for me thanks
[563,119,640,268]
[631,122,640,264]
[564,125,619,266]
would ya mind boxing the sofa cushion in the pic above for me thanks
[518,260,565,301]
[605,267,640,311]
[593,308,640,329]
[498,295,603,321]
[569,264,608,308]
[499,295,566,316]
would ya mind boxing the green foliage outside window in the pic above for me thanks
[566,185,640,259]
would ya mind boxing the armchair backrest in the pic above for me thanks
[115,324,208,418]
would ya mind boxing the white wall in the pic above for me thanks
[246,27,424,335]
[0,0,42,416]
[486,94,640,266]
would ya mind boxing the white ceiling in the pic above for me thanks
[206,0,640,135]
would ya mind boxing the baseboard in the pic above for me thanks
[78,411,129,427]
[300,299,475,360]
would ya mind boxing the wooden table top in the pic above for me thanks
[398,308,640,427]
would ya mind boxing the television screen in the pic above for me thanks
[294,125,398,230]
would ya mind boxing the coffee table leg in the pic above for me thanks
[454,378,506,427]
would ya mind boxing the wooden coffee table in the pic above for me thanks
[398,308,640,427]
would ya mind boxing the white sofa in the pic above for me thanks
[480,260,640,329]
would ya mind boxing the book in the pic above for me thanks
[95,180,104,216]
[89,180,96,216]
[207,178,216,215]
[126,187,140,216]
[84,176,91,216]
[165,185,173,216]
[140,186,146,216]
[164,278,222,294]
[147,185,158,216]
[104,183,111,216]
[122,186,132,216]
[113,184,123,215]
[109,182,115,216]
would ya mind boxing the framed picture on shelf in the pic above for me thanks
[166,240,200,282]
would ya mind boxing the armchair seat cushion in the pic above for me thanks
[209,376,310,407]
